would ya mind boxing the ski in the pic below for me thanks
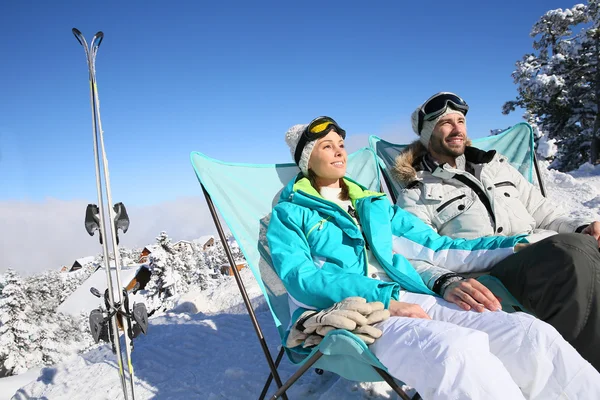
[72,27,137,400]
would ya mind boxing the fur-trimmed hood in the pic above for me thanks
[391,138,473,185]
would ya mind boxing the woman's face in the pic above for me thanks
[308,130,347,188]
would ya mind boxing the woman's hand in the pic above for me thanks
[389,300,431,319]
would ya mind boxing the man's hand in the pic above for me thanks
[443,278,502,312]
[514,243,530,252]
[388,300,431,319]
[581,221,600,247]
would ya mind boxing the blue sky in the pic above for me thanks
[0,0,575,207]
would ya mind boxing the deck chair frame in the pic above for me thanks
[194,150,418,400]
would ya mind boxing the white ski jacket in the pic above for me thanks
[391,140,589,290]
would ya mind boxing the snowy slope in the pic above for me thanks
[5,165,600,400]
[538,161,600,223]
[8,268,397,400]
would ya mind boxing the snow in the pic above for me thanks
[538,161,600,223]
[56,266,144,317]
[0,367,42,400]
[536,135,558,159]
[3,164,600,399]
[73,256,96,266]
[192,235,214,247]
[2,268,402,399]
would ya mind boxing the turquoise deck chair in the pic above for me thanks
[369,121,545,314]
[191,148,416,400]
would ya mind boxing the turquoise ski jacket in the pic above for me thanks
[266,174,527,337]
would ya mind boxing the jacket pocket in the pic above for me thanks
[494,181,520,199]
[306,217,331,240]
[436,194,467,212]
[494,181,517,189]
[432,190,475,227]
[493,182,534,229]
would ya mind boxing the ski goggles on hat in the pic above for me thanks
[417,92,469,134]
[294,116,346,164]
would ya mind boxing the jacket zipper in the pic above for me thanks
[298,190,374,275]
[306,217,331,239]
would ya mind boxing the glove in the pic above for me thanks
[302,334,323,348]
[286,297,391,348]
[297,297,374,334]
[286,326,309,348]
[316,308,390,345]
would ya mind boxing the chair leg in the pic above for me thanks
[374,367,413,400]
[259,347,286,400]
[202,185,287,398]
[269,350,324,400]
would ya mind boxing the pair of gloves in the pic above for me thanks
[286,297,390,348]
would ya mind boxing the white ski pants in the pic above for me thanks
[370,291,600,400]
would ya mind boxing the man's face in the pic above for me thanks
[429,113,467,159]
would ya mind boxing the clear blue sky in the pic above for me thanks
[0,0,573,206]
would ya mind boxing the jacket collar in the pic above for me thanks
[278,173,384,212]
[392,139,495,184]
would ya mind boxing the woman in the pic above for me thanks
[266,116,600,400]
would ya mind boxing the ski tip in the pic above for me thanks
[92,31,104,49]
[72,28,86,47]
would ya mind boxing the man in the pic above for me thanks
[393,91,600,370]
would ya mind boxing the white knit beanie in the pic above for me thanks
[284,123,315,176]
[411,107,465,148]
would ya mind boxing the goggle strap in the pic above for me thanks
[294,129,310,165]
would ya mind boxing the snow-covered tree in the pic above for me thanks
[0,269,43,375]
[204,235,244,275]
[503,1,600,170]
[38,312,90,367]
[143,232,178,313]
[119,247,136,266]
[26,270,63,314]
[193,246,212,290]
[176,243,196,289]
[59,269,91,304]
[0,272,7,293]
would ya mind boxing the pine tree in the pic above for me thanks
[504,1,600,170]
[0,269,43,375]
[26,270,62,314]
[143,231,178,312]
[191,244,211,290]
[177,243,195,289]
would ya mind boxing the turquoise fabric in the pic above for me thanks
[190,147,394,379]
[269,174,526,322]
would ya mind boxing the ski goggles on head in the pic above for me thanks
[417,92,469,134]
[294,116,346,164]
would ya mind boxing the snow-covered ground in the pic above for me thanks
[4,268,397,400]
[3,163,600,400]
